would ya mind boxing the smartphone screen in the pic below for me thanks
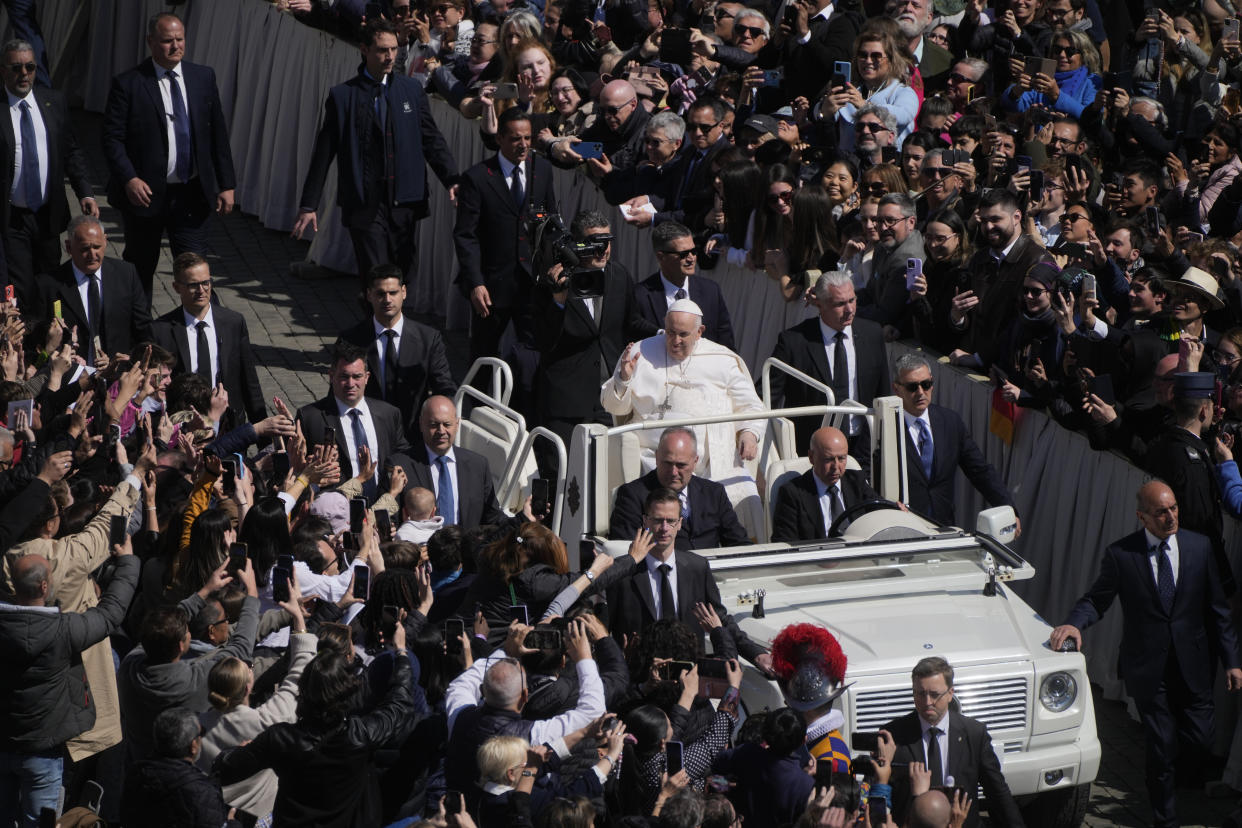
[350,498,366,535]
[272,451,291,482]
[445,791,464,815]
[851,731,880,752]
[531,478,552,516]
[229,542,248,574]
[222,459,237,496]
[352,564,371,600]
[374,508,392,540]
[508,604,530,625]
[665,740,684,775]
[323,426,336,448]
[109,514,127,548]
[1145,206,1161,236]
[445,618,465,653]
[272,567,291,602]
[868,797,888,827]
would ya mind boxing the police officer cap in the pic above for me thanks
[1172,371,1215,399]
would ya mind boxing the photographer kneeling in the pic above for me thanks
[529,208,657,477]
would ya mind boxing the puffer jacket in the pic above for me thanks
[120,756,233,828]
[0,555,139,753]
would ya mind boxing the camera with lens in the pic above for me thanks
[528,209,609,299]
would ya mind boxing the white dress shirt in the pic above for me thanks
[8,90,47,208]
[821,320,858,433]
[183,307,219,384]
[1144,529,1179,587]
[373,315,404,391]
[919,712,951,782]
[661,274,692,309]
[427,445,460,524]
[157,62,191,182]
[336,397,381,480]
[646,553,679,618]
[73,262,103,330]
[904,410,934,461]
[813,472,844,536]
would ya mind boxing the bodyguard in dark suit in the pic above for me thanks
[455,108,557,361]
[528,210,656,473]
[409,395,519,531]
[338,264,456,436]
[149,253,265,426]
[778,0,863,103]
[293,19,458,285]
[633,221,735,351]
[38,217,150,361]
[606,487,772,672]
[771,427,880,543]
[296,341,413,500]
[644,99,731,233]
[102,14,236,298]
[769,271,890,455]
[0,40,95,312]
[1051,481,1242,828]
[609,427,749,550]
[890,352,1016,527]
[883,657,1024,828]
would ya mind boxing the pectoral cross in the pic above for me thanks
[656,393,673,418]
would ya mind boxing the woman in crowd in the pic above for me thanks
[703,160,763,266]
[858,162,906,201]
[818,27,919,152]
[539,67,594,148]
[1006,29,1101,117]
[821,156,859,216]
[909,208,972,355]
[744,165,798,270]
[764,185,838,301]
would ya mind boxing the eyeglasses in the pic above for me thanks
[431,3,457,12]
[735,25,766,38]
[644,516,682,526]
[856,51,886,63]
[687,119,721,133]
[177,279,213,292]
[1051,45,1079,56]
[767,190,793,204]
[714,8,735,19]
[947,72,972,84]
[924,233,956,244]
[1218,352,1242,366]
[856,122,889,134]
[1062,213,1090,223]
[601,98,636,116]
[927,32,949,45]
[473,37,498,45]
[914,688,951,701]
[876,215,908,228]
[6,62,36,74]
[645,136,674,146]
[921,167,953,179]
[899,379,934,392]
[660,248,697,260]
[1021,285,1049,297]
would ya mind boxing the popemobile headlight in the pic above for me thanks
[1039,671,1077,713]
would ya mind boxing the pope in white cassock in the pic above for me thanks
[600,299,765,533]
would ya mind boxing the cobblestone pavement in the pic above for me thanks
[70,110,1242,828]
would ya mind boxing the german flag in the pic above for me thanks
[989,386,1016,445]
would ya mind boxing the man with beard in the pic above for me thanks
[949,189,1052,370]
[915,149,976,227]
[851,104,897,169]
[859,193,924,333]
[886,0,953,91]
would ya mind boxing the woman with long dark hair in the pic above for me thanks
[909,208,973,355]
[744,165,798,270]
[703,161,763,267]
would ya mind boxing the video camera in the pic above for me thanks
[528,209,609,299]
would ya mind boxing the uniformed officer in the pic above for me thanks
[1143,371,1232,593]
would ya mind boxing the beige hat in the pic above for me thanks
[1172,266,1225,311]
[667,298,704,318]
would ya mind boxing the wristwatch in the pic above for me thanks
[585,570,596,581]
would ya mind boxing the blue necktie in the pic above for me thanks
[1156,541,1175,614]
[348,409,376,500]
[916,419,933,480]
[510,165,524,211]
[166,70,191,181]
[436,455,455,524]
[17,101,40,208]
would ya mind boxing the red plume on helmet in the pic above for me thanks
[770,623,847,684]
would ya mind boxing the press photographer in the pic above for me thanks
[529,209,657,476]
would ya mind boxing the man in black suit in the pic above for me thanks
[38,216,150,362]
[769,270,890,464]
[408,395,526,531]
[891,352,1016,529]
[882,656,1023,828]
[778,0,863,103]
[529,209,656,475]
[293,18,458,286]
[771,427,880,542]
[454,107,557,366]
[1051,481,1242,828]
[102,13,236,298]
[949,189,1052,371]
[607,486,773,673]
[0,39,95,313]
[296,341,413,501]
[149,253,265,426]
[337,264,456,436]
[633,221,735,351]
[610,427,749,550]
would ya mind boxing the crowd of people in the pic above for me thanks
[3,0,1242,826]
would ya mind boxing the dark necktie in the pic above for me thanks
[349,409,376,499]
[1156,540,1175,614]
[926,726,944,787]
[510,164,524,211]
[381,330,397,401]
[831,330,849,404]
[827,484,843,532]
[88,274,103,350]
[436,455,455,524]
[166,70,191,181]
[17,101,40,208]
[195,321,212,382]
[658,563,676,620]
[674,288,687,300]
[916,419,934,479]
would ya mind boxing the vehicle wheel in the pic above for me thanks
[1020,783,1090,828]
